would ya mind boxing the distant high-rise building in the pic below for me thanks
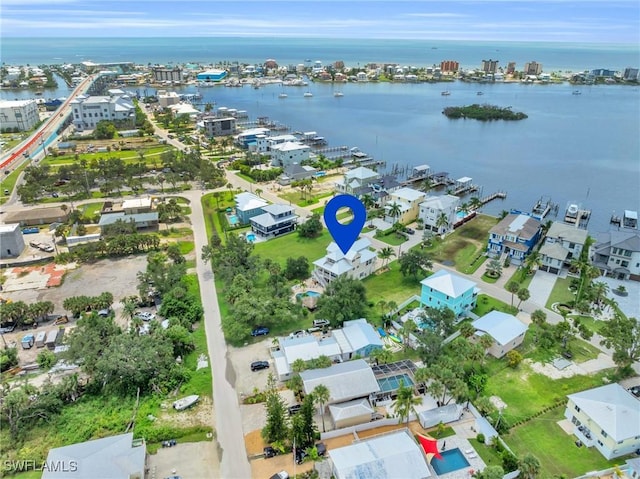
[152,67,183,83]
[481,59,499,74]
[440,60,459,73]
[524,61,543,76]
[507,62,516,74]
[623,67,639,81]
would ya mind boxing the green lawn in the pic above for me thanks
[177,241,195,255]
[278,190,333,207]
[253,230,332,266]
[519,326,601,364]
[376,232,408,246]
[41,146,172,167]
[505,408,625,477]
[472,294,517,317]
[468,438,504,469]
[362,261,422,314]
[570,314,606,334]
[81,201,104,220]
[484,363,611,424]
[546,277,577,309]
[0,161,31,205]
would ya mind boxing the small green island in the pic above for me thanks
[443,104,528,121]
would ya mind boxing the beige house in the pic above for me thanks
[383,187,426,224]
[564,384,640,459]
[471,311,527,358]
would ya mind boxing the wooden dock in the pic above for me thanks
[479,191,507,205]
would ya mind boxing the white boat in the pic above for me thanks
[441,91,451,96]
[334,92,344,97]
[303,92,313,97]
[278,93,288,98]
[173,395,199,411]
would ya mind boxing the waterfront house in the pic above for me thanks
[70,92,136,132]
[592,229,640,281]
[157,90,180,107]
[329,429,431,479]
[418,194,461,235]
[277,163,317,185]
[269,141,311,168]
[234,192,268,224]
[43,432,146,479]
[312,238,377,287]
[234,127,271,148]
[203,116,237,137]
[564,383,640,460]
[334,166,380,197]
[249,204,298,239]
[471,311,528,358]
[539,221,589,275]
[253,133,297,155]
[420,269,478,318]
[383,187,426,224]
[487,213,542,265]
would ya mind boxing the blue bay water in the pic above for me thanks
[1,37,639,233]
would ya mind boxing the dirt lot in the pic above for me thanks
[147,441,220,479]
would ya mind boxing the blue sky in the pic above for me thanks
[1,0,638,43]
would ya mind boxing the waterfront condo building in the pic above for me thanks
[564,384,640,460]
[418,194,460,235]
[524,61,543,76]
[539,221,589,275]
[420,269,478,318]
[70,92,136,131]
[487,213,541,265]
[313,238,377,287]
[203,116,237,137]
[481,59,499,74]
[440,60,459,73]
[152,67,183,83]
[249,204,298,239]
[0,99,40,131]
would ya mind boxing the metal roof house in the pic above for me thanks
[234,192,268,224]
[312,238,377,287]
[329,398,375,429]
[420,269,478,318]
[300,359,380,405]
[564,383,640,459]
[329,429,432,479]
[332,319,384,360]
[418,403,463,429]
[249,204,298,239]
[42,432,146,479]
[471,311,528,358]
[98,212,159,232]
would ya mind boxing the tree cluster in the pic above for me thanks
[443,104,528,121]
[58,233,161,263]
[0,300,54,328]
[297,213,323,238]
[315,276,368,327]
[62,292,114,318]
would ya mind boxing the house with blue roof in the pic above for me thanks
[487,213,541,265]
[471,310,528,358]
[420,269,478,317]
[234,192,268,224]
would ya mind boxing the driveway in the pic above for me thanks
[528,270,559,309]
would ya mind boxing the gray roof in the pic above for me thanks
[547,222,589,244]
[567,383,640,442]
[420,269,477,298]
[330,429,432,479]
[490,213,540,240]
[341,319,383,352]
[300,359,380,403]
[472,311,528,345]
[329,398,374,422]
[250,208,297,228]
[98,211,158,227]
[420,194,459,211]
[262,203,296,216]
[540,242,569,261]
[43,433,145,479]
[418,404,463,428]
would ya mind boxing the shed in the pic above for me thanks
[417,404,463,429]
[35,331,47,348]
[45,330,58,349]
[329,398,374,429]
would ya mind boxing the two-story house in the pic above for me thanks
[471,311,528,358]
[592,229,640,281]
[249,204,298,239]
[383,187,426,224]
[539,222,589,275]
[564,383,640,460]
[313,238,377,287]
[420,269,478,318]
[234,192,268,224]
[419,195,461,235]
[270,141,311,168]
[334,167,380,197]
[487,213,541,265]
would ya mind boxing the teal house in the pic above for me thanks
[420,269,478,318]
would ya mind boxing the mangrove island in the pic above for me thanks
[443,104,528,121]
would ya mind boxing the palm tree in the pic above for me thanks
[387,202,402,223]
[121,296,138,324]
[370,347,392,365]
[531,309,547,326]
[392,380,422,426]
[362,194,375,226]
[516,287,530,309]
[435,212,449,234]
[506,281,520,307]
[519,453,541,479]
[421,177,432,194]
[469,196,482,211]
[459,202,469,215]
[399,318,416,351]
[255,188,263,198]
[313,384,330,432]
[413,367,430,392]
[378,247,395,268]
[377,300,387,317]
[460,322,476,338]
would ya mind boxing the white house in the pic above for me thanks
[313,238,377,287]
[70,92,136,131]
[564,383,640,459]
[254,134,297,155]
[234,192,268,224]
[0,99,40,131]
[156,90,180,107]
[0,223,25,259]
[249,204,298,239]
[335,166,380,197]
[329,429,432,479]
[300,359,380,404]
[270,141,311,168]
[471,311,528,358]
[419,195,460,235]
[539,222,589,274]
[383,187,426,224]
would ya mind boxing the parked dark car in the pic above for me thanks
[562,350,573,359]
[406,227,415,235]
[288,404,302,416]
[263,446,276,458]
[251,326,270,337]
[294,448,307,465]
[315,442,326,457]
[250,360,269,371]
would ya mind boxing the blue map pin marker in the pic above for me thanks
[324,194,367,254]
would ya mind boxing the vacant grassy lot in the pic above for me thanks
[546,276,577,309]
[472,294,517,316]
[505,408,623,477]
[363,261,422,313]
[253,229,332,266]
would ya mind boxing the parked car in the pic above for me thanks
[288,404,302,416]
[135,311,156,321]
[251,326,269,337]
[250,360,269,371]
[406,227,415,235]
[312,319,330,327]
[269,472,289,479]
[263,446,276,458]
[97,309,111,317]
[315,442,326,457]
[294,448,307,465]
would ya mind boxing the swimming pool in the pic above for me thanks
[228,214,239,225]
[430,448,471,475]
[246,233,256,242]
[456,210,466,219]
[296,290,321,300]
[377,373,413,392]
